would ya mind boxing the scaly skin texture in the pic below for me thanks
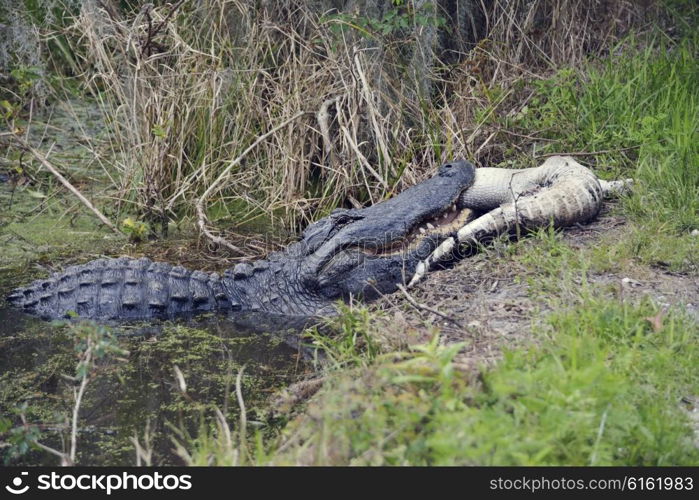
[5,257,232,321]
[7,161,476,321]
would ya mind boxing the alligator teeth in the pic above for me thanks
[451,204,457,212]
[419,227,426,234]
[426,223,435,230]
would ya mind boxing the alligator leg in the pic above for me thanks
[408,156,633,286]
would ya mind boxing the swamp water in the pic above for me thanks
[0,302,314,465]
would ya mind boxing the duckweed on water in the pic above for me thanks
[0,312,309,465]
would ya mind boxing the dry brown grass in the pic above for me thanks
[66,0,449,239]
[487,0,662,68]
[58,0,667,248]
[446,0,668,167]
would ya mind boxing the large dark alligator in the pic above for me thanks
[6,156,630,322]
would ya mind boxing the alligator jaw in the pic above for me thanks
[359,204,477,256]
[298,160,476,281]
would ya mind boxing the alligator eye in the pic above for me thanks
[334,215,352,225]
[332,212,363,228]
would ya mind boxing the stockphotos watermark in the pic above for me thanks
[4,471,192,495]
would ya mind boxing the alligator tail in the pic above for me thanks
[6,257,230,321]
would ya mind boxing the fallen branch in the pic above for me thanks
[10,136,120,234]
[396,284,463,328]
[195,112,305,254]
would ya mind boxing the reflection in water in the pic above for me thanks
[0,306,316,465]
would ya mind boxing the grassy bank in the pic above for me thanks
[174,29,699,465]
[513,34,699,270]
[259,239,698,465]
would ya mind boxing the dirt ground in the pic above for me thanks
[372,206,699,369]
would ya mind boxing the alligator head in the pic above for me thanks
[277,159,477,311]
[7,160,476,321]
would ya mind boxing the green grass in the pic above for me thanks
[509,34,699,270]
[256,279,698,465]
[434,294,698,465]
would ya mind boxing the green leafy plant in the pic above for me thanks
[305,304,380,369]
[121,217,150,242]
[325,1,445,40]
